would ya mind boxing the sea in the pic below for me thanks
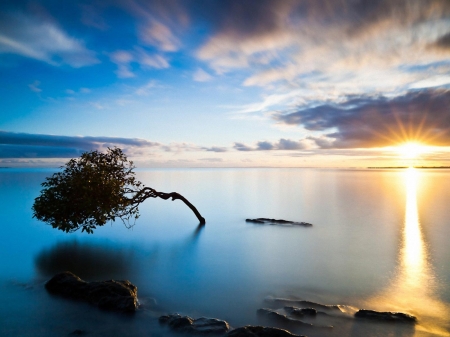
[0,168,449,337]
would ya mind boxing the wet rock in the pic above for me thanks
[246,218,312,227]
[226,326,305,337]
[266,298,341,312]
[355,309,417,323]
[257,308,312,327]
[284,306,317,317]
[159,314,230,335]
[45,271,137,312]
[245,219,265,224]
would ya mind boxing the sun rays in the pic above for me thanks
[396,142,429,160]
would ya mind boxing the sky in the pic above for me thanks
[1,0,450,168]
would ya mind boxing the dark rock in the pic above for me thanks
[246,218,312,227]
[257,308,312,327]
[159,314,230,335]
[284,306,317,317]
[192,317,231,335]
[245,219,265,224]
[45,271,137,312]
[226,326,305,337]
[355,309,417,323]
[69,330,86,336]
[266,298,341,312]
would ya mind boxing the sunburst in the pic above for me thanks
[396,142,429,160]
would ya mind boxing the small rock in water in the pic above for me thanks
[69,329,86,335]
[45,271,138,312]
[226,326,305,337]
[245,219,265,224]
[159,313,230,335]
[355,309,417,323]
[246,218,312,227]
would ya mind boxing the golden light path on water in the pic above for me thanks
[370,168,450,336]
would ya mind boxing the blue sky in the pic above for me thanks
[1,0,450,167]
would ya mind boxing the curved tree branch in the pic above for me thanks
[128,187,205,225]
[154,191,206,225]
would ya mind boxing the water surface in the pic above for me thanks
[0,168,449,336]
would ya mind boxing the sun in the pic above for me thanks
[396,142,428,160]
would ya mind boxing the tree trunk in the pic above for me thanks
[155,191,206,225]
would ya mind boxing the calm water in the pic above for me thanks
[0,168,449,337]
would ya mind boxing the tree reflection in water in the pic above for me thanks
[35,241,136,280]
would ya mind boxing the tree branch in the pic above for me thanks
[154,191,206,225]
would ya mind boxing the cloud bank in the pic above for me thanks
[195,0,450,97]
[274,89,450,148]
[0,131,228,159]
[0,131,159,158]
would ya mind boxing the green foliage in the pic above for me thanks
[32,148,143,234]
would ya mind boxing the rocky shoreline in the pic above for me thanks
[45,272,417,337]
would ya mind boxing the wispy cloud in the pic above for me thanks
[119,0,187,53]
[0,11,98,67]
[28,80,42,93]
[110,48,169,78]
[139,19,181,52]
[136,48,169,69]
[135,80,159,96]
[193,68,213,82]
[110,50,135,78]
[198,157,223,162]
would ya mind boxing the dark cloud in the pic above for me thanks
[202,146,227,152]
[434,32,450,50]
[0,145,84,158]
[234,139,307,151]
[256,141,274,151]
[0,131,159,158]
[233,142,253,152]
[0,131,158,149]
[277,138,306,150]
[274,89,450,148]
[194,0,450,40]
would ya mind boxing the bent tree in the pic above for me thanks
[32,147,205,234]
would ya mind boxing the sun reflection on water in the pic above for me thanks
[370,168,450,336]
[401,167,427,292]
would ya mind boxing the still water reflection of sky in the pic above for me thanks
[0,168,449,336]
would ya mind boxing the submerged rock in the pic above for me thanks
[257,308,312,327]
[266,298,341,312]
[258,308,334,330]
[159,313,230,335]
[246,218,313,227]
[226,326,305,337]
[355,309,417,323]
[284,307,317,317]
[45,271,137,312]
